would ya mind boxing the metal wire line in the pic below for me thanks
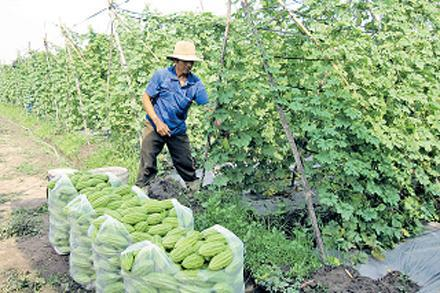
[72,0,131,27]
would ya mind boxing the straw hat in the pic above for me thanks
[167,40,203,62]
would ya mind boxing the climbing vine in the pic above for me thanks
[0,0,438,256]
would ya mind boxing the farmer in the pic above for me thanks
[136,40,208,191]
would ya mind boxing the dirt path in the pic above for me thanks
[0,116,73,292]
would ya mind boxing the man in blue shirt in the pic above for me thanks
[136,41,208,189]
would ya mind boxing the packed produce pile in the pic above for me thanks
[48,171,244,293]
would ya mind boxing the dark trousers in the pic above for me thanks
[136,121,198,187]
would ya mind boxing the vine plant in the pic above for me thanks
[0,0,438,258]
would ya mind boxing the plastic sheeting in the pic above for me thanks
[121,225,244,293]
[48,174,78,255]
[357,229,440,293]
[65,195,96,289]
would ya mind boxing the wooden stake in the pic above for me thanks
[241,0,326,262]
[112,11,161,63]
[61,27,90,143]
[108,2,128,72]
[108,0,137,107]
[43,34,60,122]
[200,0,232,187]
[106,20,114,119]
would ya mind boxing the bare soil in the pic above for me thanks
[0,117,72,292]
[300,266,420,293]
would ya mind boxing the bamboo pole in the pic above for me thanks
[60,24,88,65]
[108,1,128,73]
[108,0,143,143]
[61,27,90,142]
[199,0,205,12]
[60,24,95,73]
[106,20,114,119]
[45,39,73,129]
[43,34,60,122]
[200,0,232,187]
[112,11,161,63]
[108,0,136,104]
[241,0,326,262]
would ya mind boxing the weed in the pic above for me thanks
[45,273,91,292]
[16,162,39,175]
[0,192,21,204]
[0,204,47,239]
[1,269,46,292]
[52,133,87,158]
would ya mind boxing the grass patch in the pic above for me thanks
[0,104,55,135]
[0,103,81,160]
[1,269,46,292]
[45,273,91,292]
[16,162,39,175]
[0,204,47,239]
[51,132,87,159]
[0,192,21,204]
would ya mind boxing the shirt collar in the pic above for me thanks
[168,66,196,85]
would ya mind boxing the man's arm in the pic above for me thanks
[142,92,170,137]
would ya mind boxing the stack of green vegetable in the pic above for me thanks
[120,198,193,244]
[48,174,78,254]
[65,195,97,288]
[48,171,118,254]
[48,170,243,291]
[71,173,140,221]
[121,240,178,292]
[66,177,145,288]
[121,225,244,292]
[88,194,194,292]
[89,215,131,293]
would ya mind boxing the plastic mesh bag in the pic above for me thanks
[104,172,123,187]
[121,240,179,292]
[48,174,78,254]
[119,196,194,244]
[64,185,144,288]
[65,194,97,289]
[172,198,194,229]
[89,215,131,293]
[89,191,195,292]
[121,224,244,293]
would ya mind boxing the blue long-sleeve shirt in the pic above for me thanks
[145,66,208,136]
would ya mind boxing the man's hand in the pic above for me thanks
[142,92,170,136]
[155,119,171,137]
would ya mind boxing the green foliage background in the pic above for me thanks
[0,0,438,259]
